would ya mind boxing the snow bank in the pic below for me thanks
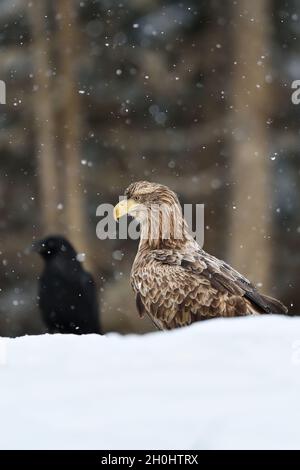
[0,315,300,450]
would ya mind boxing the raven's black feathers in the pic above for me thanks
[34,235,101,334]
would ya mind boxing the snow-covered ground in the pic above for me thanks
[0,315,300,450]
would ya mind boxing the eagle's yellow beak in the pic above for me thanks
[113,199,139,221]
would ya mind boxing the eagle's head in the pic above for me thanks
[124,181,179,204]
[114,181,191,249]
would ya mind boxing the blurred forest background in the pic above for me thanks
[0,0,299,336]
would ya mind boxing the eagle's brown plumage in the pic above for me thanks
[114,181,288,330]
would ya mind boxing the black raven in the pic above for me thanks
[33,235,101,334]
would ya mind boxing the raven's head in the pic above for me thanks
[31,235,77,261]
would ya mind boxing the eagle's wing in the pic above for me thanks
[132,247,287,330]
[154,247,287,314]
[182,249,287,314]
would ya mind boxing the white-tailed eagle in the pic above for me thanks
[114,181,288,330]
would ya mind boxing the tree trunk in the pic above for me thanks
[229,0,272,290]
[55,0,90,263]
[29,0,60,234]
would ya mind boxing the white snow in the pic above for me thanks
[0,315,300,450]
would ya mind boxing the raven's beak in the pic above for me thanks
[113,199,139,221]
[27,240,42,254]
